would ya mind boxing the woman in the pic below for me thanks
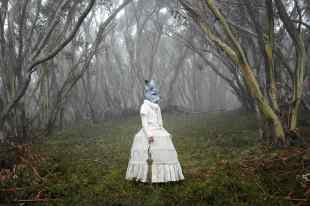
[126,80,184,183]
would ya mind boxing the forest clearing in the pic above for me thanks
[1,111,310,205]
[1,0,310,205]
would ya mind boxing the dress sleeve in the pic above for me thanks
[140,104,151,137]
[158,106,163,127]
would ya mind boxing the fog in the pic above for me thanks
[1,0,310,203]
[0,0,309,141]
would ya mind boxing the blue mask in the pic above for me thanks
[144,80,160,104]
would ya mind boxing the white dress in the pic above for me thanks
[126,100,184,183]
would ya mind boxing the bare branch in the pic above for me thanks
[30,0,71,61]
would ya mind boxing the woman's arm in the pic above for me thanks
[141,113,154,143]
[141,113,150,137]
[158,107,163,127]
[140,104,153,142]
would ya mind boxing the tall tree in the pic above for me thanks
[179,0,307,146]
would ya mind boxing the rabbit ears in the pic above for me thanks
[144,80,156,89]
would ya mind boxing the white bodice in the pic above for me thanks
[140,100,163,137]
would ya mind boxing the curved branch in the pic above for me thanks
[28,0,95,73]
[0,0,96,126]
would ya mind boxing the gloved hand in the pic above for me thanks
[148,136,154,143]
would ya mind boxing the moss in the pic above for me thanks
[1,112,303,205]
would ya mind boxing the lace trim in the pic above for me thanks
[125,162,184,183]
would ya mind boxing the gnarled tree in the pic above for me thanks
[179,0,307,146]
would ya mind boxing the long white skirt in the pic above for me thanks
[126,127,184,183]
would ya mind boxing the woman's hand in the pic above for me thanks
[148,136,154,144]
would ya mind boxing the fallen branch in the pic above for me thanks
[284,197,307,202]
[14,199,49,203]
[13,198,61,203]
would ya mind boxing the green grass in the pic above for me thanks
[1,111,298,205]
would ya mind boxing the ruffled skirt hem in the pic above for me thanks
[125,162,184,183]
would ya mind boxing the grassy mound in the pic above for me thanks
[1,111,309,205]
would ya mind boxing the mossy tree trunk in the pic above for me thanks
[273,0,306,132]
[179,0,306,146]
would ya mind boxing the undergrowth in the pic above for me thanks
[1,111,309,205]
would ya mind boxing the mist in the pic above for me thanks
[0,0,310,204]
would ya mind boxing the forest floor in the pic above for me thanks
[1,111,310,206]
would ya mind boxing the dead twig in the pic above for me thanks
[13,198,61,203]
[284,197,307,202]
